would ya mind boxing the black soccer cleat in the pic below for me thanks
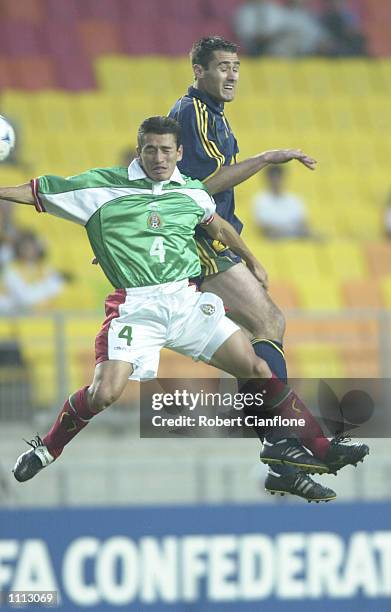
[265,470,336,503]
[13,435,54,483]
[324,436,369,475]
[260,438,329,475]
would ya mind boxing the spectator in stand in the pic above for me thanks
[0,230,69,314]
[321,0,367,56]
[233,0,330,57]
[253,165,314,239]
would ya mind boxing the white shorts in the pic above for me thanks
[95,280,239,381]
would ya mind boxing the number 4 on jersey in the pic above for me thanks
[149,237,166,263]
[118,325,132,346]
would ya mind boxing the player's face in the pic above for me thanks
[195,51,240,103]
[138,133,183,182]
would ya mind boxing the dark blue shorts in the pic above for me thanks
[192,236,242,287]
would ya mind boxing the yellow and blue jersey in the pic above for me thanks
[169,86,243,237]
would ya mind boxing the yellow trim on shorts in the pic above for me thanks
[196,242,213,275]
[251,338,285,358]
[197,242,218,275]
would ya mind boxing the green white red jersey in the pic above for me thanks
[31,159,215,288]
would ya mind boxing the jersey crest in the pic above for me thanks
[200,303,216,316]
[147,212,162,230]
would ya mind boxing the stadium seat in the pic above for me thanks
[45,0,79,22]
[342,279,382,309]
[365,242,391,277]
[77,0,122,21]
[65,317,101,391]
[163,0,206,21]
[293,344,344,377]
[320,242,367,280]
[295,278,343,311]
[95,55,137,91]
[379,277,391,308]
[32,92,76,135]
[15,317,57,406]
[0,57,56,89]
[78,20,123,58]
[121,22,166,55]
[55,53,96,91]
[0,21,43,56]
[0,0,44,23]
[268,281,299,311]
[340,346,381,377]
[157,19,234,56]
[277,243,323,281]
[205,0,245,22]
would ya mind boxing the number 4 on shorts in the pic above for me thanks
[118,325,133,346]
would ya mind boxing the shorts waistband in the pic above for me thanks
[125,279,190,297]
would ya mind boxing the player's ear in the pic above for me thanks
[193,63,204,80]
[177,145,183,162]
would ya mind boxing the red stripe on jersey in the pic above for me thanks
[202,214,214,226]
[95,289,126,365]
[30,178,46,213]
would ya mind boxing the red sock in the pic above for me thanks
[43,386,93,459]
[261,375,330,459]
[240,375,331,459]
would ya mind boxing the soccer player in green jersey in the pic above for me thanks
[4,116,366,500]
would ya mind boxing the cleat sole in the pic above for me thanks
[261,457,329,475]
[266,488,336,503]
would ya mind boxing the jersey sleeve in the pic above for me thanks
[31,172,100,226]
[192,189,216,224]
[174,100,226,182]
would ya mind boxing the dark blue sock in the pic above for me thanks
[248,339,292,476]
[252,339,287,383]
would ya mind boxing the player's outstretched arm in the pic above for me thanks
[203,213,268,289]
[0,183,34,205]
[204,149,317,196]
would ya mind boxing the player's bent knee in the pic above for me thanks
[251,358,271,380]
[236,354,270,379]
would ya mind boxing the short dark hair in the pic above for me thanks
[137,116,182,148]
[190,36,238,69]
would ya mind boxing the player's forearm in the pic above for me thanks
[207,216,256,265]
[0,184,34,205]
[205,153,270,195]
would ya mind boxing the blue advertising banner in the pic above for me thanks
[0,502,390,611]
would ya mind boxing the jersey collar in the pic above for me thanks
[127,158,186,186]
[188,86,224,115]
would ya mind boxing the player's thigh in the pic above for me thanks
[90,360,134,408]
[200,263,284,338]
[208,330,270,379]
